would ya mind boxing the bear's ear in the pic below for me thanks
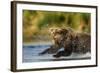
[61,29,68,35]
[66,27,75,39]
[62,29,68,32]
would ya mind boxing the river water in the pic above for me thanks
[23,44,91,63]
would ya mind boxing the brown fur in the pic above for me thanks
[39,28,91,58]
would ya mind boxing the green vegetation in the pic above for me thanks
[23,10,91,42]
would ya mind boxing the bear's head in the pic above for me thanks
[49,28,73,45]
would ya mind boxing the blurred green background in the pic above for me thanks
[23,10,91,43]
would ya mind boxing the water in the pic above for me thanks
[23,44,91,63]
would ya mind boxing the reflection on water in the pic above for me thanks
[23,44,91,63]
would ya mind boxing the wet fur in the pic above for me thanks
[39,28,91,58]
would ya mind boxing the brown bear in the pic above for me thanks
[39,27,91,58]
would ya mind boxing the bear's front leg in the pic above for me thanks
[53,50,72,58]
[39,45,61,55]
[53,44,73,58]
[39,48,50,55]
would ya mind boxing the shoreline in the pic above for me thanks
[23,41,53,46]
